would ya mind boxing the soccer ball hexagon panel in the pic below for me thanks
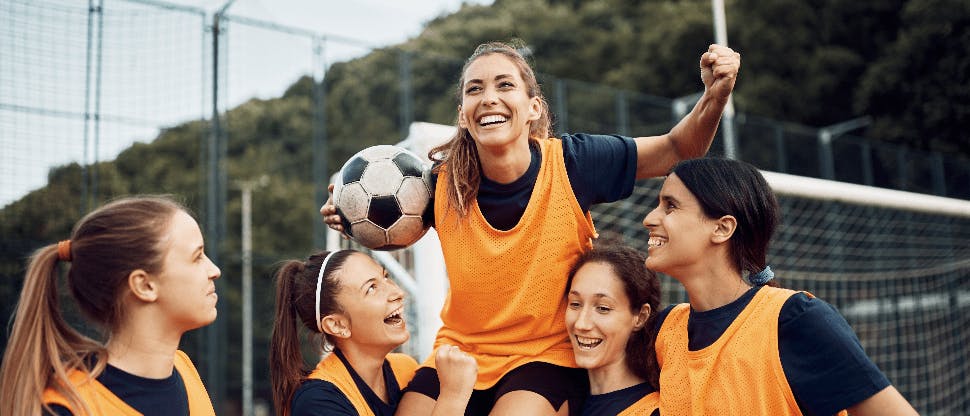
[333,145,433,250]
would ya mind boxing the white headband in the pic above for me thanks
[315,250,340,333]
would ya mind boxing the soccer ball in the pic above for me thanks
[332,145,433,251]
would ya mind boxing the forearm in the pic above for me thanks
[430,392,473,416]
[846,386,919,416]
[668,90,727,160]
[632,92,725,179]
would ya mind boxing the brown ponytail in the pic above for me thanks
[0,195,183,416]
[269,250,352,416]
[1,245,105,416]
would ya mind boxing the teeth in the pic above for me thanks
[384,307,405,326]
[648,237,666,247]
[478,115,507,126]
[575,336,602,350]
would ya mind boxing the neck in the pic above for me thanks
[674,260,750,312]
[587,359,644,395]
[105,322,182,379]
[477,139,532,184]
[337,342,394,401]
[684,274,750,312]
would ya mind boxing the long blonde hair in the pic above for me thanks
[429,41,552,217]
[0,196,183,415]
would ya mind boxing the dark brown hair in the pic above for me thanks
[269,249,355,416]
[0,195,186,416]
[567,243,662,388]
[429,40,552,217]
[671,158,780,286]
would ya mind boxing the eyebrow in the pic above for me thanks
[359,277,377,292]
[660,195,680,205]
[568,290,613,300]
[464,73,514,87]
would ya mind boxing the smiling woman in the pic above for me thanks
[268,249,477,416]
[565,243,661,416]
[321,40,740,415]
[643,157,918,416]
[0,195,220,416]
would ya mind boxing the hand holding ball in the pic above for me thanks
[332,145,433,250]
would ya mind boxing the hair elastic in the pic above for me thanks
[315,250,340,333]
[748,265,774,285]
[57,240,72,262]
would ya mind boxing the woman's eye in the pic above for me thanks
[568,301,581,309]
[465,85,481,94]
[596,305,612,314]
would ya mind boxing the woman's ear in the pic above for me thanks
[634,303,652,330]
[528,97,541,121]
[457,105,468,129]
[322,314,351,339]
[711,215,737,244]
[128,269,158,302]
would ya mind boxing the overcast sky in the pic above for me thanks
[1,0,492,207]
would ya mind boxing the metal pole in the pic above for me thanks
[82,0,94,214]
[313,37,328,250]
[240,183,253,416]
[818,116,872,181]
[235,176,265,416]
[207,2,236,413]
[711,0,737,159]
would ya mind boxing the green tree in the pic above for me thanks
[855,0,970,155]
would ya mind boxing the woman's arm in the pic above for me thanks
[633,44,740,179]
[847,386,919,416]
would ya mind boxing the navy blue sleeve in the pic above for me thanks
[652,304,676,334]
[44,404,73,416]
[291,379,358,416]
[560,133,638,211]
[779,293,891,416]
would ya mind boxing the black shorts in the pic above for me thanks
[403,361,589,416]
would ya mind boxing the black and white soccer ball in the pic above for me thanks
[332,145,433,251]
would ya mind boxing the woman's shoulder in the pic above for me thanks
[291,379,356,416]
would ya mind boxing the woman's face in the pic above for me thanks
[565,262,639,372]
[458,53,541,150]
[334,252,409,348]
[642,173,716,276]
[154,210,222,332]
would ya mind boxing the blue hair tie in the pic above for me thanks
[748,266,774,285]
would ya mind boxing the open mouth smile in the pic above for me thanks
[574,335,603,350]
[384,306,405,327]
[478,114,508,127]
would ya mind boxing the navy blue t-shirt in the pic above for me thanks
[654,285,891,416]
[430,133,638,230]
[46,364,189,416]
[580,382,659,416]
[291,349,404,416]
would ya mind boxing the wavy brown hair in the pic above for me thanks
[429,40,552,217]
[567,243,662,388]
[671,158,781,287]
[0,195,184,416]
